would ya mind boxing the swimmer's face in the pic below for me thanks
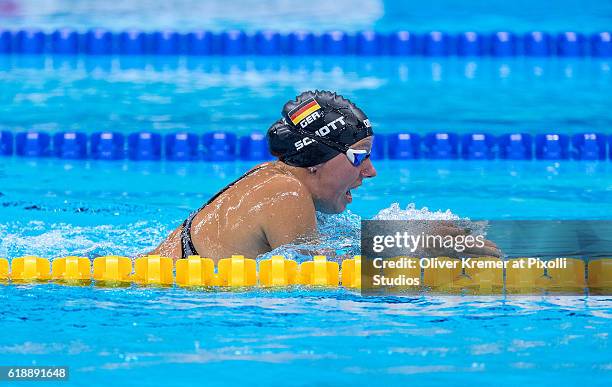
[312,136,377,214]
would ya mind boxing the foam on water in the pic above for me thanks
[0,220,169,259]
[374,202,487,235]
[374,202,464,221]
[261,202,478,262]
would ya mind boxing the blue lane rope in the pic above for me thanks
[0,130,609,161]
[0,29,610,57]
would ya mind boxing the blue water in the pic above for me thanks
[1,158,611,258]
[1,158,611,385]
[1,0,612,385]
[1,0,611,32]
[0,57,610,135]
[0,287,610,386]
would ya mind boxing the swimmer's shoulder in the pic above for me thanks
[248,162,313,206]
[248,161,275,172]
[249,163,317,245]
[263,162,309,188]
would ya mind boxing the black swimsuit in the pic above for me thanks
[180,166,265,259]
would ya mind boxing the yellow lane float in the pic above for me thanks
[259,255,298,286]
[217,255,257,286]
[588,258,612,294]
[52,256,91,282]
[93,256,132,284]
[461,257,504,295]
[547,258,585,293]
[422,257,462,292]
[11,256,51,282]
[0,255,609,294]
[505,258,548,294]
[134,255,174,285]
[0,258,9,281]
[175,255,215,287]
[341,255,362,288]
[298,255,339,286]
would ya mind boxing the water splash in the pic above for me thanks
[259,202,482,262]
[374,202,463,221]
[0,220,171,259]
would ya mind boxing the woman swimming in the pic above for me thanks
[151,90,498,261]
[150,90,375,261]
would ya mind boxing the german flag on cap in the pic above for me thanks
[288,98,321,126]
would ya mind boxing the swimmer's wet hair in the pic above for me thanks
[267,90,373,167]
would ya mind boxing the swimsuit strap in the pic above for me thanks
[180,165,267,259]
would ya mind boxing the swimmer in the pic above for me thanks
[151,90,374,261]
[151,90,499,261]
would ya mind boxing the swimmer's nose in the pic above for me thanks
[361,158,377,178]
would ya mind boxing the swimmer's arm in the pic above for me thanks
[148,224,183,260]
[260,180,318,249]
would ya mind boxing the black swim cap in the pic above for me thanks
[267,90,373,167]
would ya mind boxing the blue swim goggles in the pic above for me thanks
[345,147,371,167]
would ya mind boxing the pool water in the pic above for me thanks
[1,0,611,385]
[1,158,611,258]
[2,0,611,32]
[1,287,610,386]
[1,57,610,136]
[1,159,611,386]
